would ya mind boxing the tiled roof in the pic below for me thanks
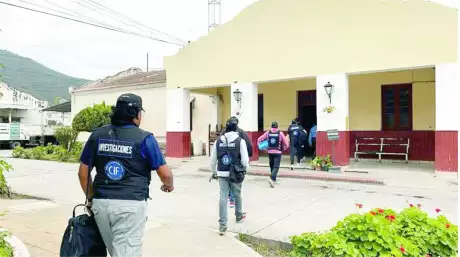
[74,69,166,92]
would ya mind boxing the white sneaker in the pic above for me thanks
[268,179,275,188]
[296,163,300,167]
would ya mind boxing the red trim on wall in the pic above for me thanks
[435,131,458,172]
[166,132,191,158]
[316,131,350,166]
[349,131,435,161]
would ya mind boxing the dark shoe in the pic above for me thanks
[219,226,227,235]
[236,212,247,223]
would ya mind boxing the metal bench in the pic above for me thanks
[354,137,410,163]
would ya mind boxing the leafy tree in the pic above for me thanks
[55,127,79,151]
[72,102,112,132]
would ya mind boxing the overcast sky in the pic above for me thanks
[0,0,258,79]
[0,0,457,80]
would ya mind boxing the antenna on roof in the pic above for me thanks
[208,0,222,33]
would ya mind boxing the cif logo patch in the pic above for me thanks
[104,161,125,181]
[270,138,277,144]
[293,131,298,136]
[222,155,232,165]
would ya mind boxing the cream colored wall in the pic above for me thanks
[259,78,316,130]
[349,68,436,131]
[73,85,212,147]
[191,94,216,152]
[72,84,167,142]
[165,0,457,89]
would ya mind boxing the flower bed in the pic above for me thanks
[291,204,458,257]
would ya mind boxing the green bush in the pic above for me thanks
[30,146,46,160]
[0,159,13,196]
[291,205,458,257]
[45,143,59,154]
[11,146,24,158]
[0,230,12,257]
[72,102,112,132]
[55,127,79,151]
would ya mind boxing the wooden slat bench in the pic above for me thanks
[354,137,410,163]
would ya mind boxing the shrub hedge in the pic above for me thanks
[291,205,458,257]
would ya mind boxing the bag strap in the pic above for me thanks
[83,160,94,216]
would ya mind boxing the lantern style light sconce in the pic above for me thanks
[324,82,334,104]
[233,89,243,108]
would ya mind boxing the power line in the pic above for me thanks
[42,0,123,30]
[0,1,185,46]
[17,0,120,30]
[79,0,186,44]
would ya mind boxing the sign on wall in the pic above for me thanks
[326,129,339,141]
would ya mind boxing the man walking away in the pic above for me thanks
[224,116,252,208]
[257,121,289,188]
[309,124,317,159]
[298,126,309,163]
[210,118,249,235]
[287,118,303,170]
[78,93,174,257]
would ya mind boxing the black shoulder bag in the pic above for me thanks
[225,136,247,184]
[59,169,107,257]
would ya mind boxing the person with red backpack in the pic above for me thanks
[257,121,289,188]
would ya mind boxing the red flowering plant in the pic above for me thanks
[291,204,458,257]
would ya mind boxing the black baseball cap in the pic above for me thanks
[116,93,144,111]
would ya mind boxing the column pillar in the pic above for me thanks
[435,63,458,172]
[316,73,350,166]
[231,82,259,161]
[166,88,191,158]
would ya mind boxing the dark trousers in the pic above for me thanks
[311,138,317,159]
[289,143,301,164]
[268,153,282,182]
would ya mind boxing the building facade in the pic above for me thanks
[163,0,459,172]
[71,69,219,155]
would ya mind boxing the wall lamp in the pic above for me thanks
[233,88,242,108]
[324,82,334,104]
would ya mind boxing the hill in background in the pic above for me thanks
[0,50,90,103]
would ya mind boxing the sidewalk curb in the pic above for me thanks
[0,229,30,257]
[198,167,385,185]
[239,233,293,252]
[197,226,263,257]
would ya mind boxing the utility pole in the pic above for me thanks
[146,52,149,72]
[208,0,222,33]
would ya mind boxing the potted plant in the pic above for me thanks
[310,155,333,171]
[322,106,335,113]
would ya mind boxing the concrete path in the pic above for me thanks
[0,199,260,257]
[2,157,458,247]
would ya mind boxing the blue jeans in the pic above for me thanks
[219,178,243,228]
[229,191,235,202]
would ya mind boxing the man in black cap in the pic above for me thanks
[78,93,174,257]
[210,117,249,235]
[222,116,252,207]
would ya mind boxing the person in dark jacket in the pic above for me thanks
[287,118,305,170]
[78,94,174,257]
[222,116,253,207]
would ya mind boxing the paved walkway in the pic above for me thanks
[2,157,458,246]
[0,199,261,257]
